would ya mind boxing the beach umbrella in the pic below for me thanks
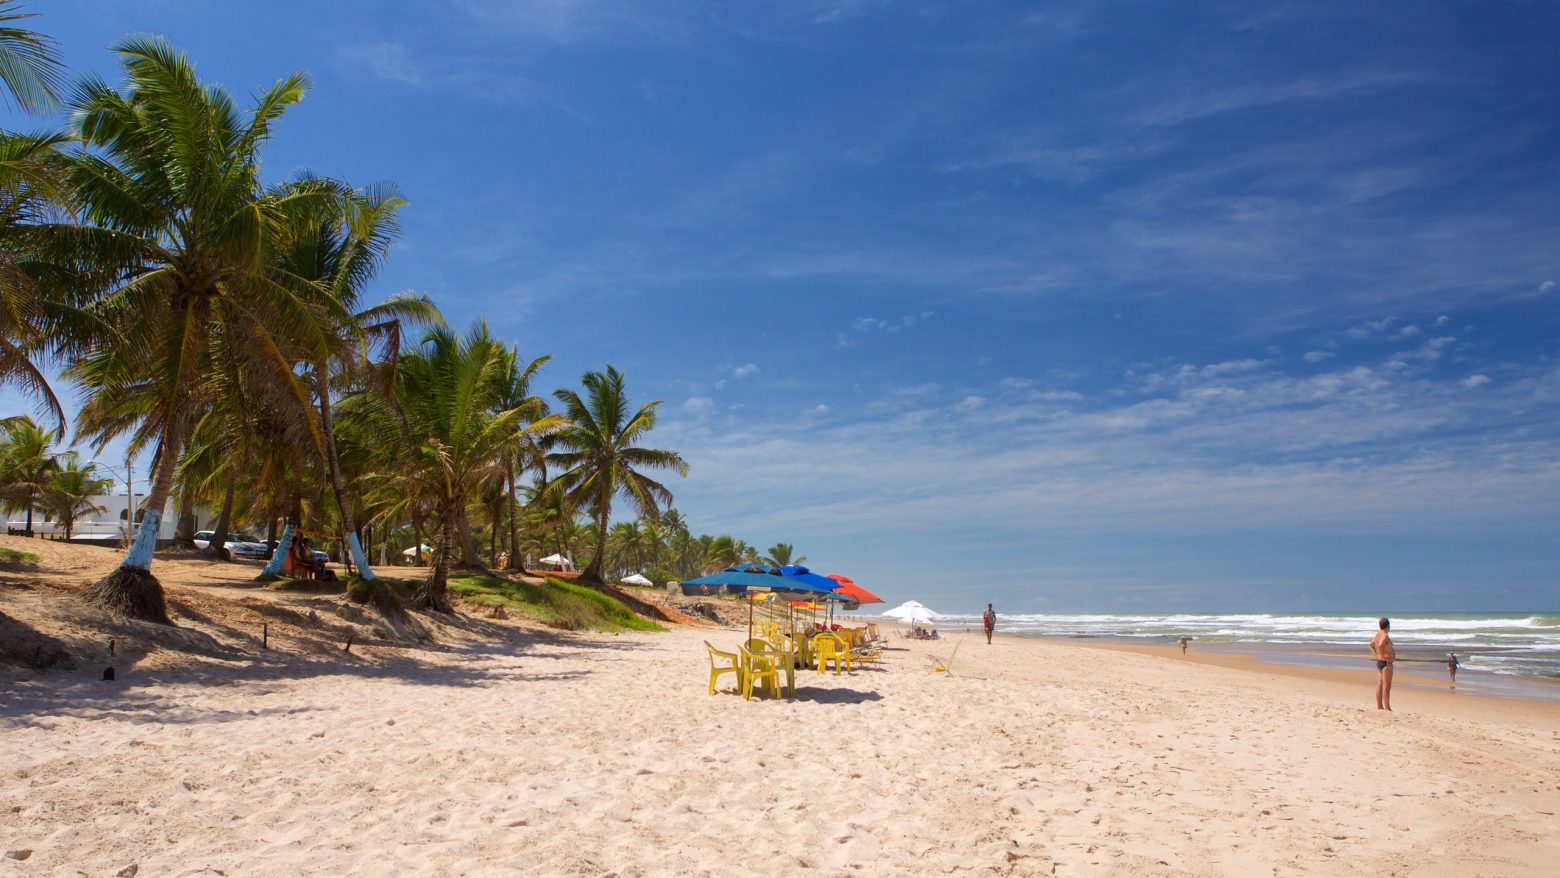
[883,600,942,626]
[620,573,654,586]
[827,574,883,606]
[401,543,434,559]
[539,553,575,570]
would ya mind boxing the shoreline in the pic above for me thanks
[1015,633,1560,725]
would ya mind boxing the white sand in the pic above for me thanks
[4,626,1558,877]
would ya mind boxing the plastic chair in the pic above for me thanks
[705,641,742,695]
[739,644,782,700]
[762,637,798,698]
[814,634,849,675]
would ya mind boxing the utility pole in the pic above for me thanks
[124,449,136,547]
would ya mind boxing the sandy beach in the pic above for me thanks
[5,584,1559,878]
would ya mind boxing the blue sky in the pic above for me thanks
[5,1,1558,613]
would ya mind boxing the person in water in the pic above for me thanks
[1369,617,1396,711]
[1447,652,1459,688]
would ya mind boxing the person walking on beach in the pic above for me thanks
[982,603,996,644]
[1447,652,1459,688]
[1370,617,1396,711]
[1178,636,1188,655]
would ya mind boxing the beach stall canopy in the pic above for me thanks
[620,573,654,586]
[401,544,434,557]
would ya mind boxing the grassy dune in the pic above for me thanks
[450,575,664,633]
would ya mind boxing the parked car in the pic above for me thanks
[193,530,269,559]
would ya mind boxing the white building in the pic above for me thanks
[5,494,188,544]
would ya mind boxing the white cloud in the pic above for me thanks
[1347,317,1395,339]
[1461,375,1491,388]
[1399,325,1421,338]
[955,395,986,411]
[1303,351,1335,363]
[1542,280,1557,294]
[682,396,714,413]
[336,42,425,85]
[1436,315,1450,326]
[811,404,830,415]
[732,363,760,378]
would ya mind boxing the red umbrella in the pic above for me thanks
[826,574,884,605]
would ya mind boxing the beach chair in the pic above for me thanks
[705,641,742,696]
[760,637,798,698]
[814,634,850,675]
[738,644,783,700]
[928,637,963,674]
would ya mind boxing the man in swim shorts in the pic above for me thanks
[1447,652,1458,688]
[982,603,995,644]
[1369,617,1396,711]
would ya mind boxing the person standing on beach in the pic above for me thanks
[1178,636,1188,655]
[982,604,996,644]
[1447,652,1459,688]
[1370,617,1396,711]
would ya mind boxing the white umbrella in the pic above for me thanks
[620,573,654,586]
[538,553,575,570]
[401,544,434,557]
[882,600,943,624]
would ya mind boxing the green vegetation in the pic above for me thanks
[449,575,662,633]
[0,5,816,623]
[0,546,38,566]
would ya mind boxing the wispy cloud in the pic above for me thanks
[1134,70,1435,127]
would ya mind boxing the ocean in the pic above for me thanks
[900,611,1560,700]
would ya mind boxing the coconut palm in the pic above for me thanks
[273,178,440,581]
[547,366,687,583]
[762,543,806,567]
[44,452,109,540]
[348,323,562,610]
[0,2,64,113]
[60,37,339,622]
[0,412,56,532]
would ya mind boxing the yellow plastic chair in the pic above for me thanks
[768,638,798,698]
[705,641,742,695]
[814,634,849,675]
[739,644,782,700]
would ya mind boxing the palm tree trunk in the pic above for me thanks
[207,475,237,561]
[316,365,376,581]
[417,496,456,612]
[85,418,189,624]
[24,503,32,536]
[174,491,197,546]
[505,457,517,569]
[258,521,295,580]
[456,503,484,571]
[582,495,610,583]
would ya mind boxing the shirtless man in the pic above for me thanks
[1369,617,1396,711]
[982,603,996,645]
[1447,652,1459,688]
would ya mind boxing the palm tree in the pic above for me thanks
[763,543,806,567]
[0,413,56,533]
[348,323,561,610]
[274,179,440,582]
[548,365,687,584]
[0,2,65,113]
[491,346,551,570]
[44,452,109,540]
[61,38,338,622]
